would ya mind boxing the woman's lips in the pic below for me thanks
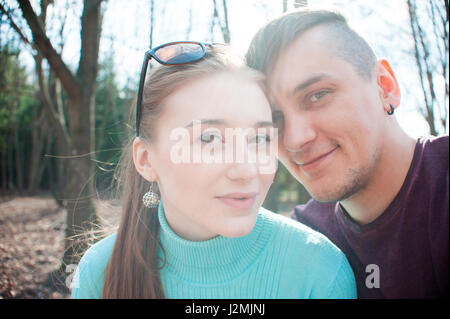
[216,192,258,209]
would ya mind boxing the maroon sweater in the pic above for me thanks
[292,136,449,298]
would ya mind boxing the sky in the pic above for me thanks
[4,0,449,137]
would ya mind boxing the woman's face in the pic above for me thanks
[134,72,276,241]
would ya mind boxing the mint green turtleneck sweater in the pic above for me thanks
[71,202,356,299]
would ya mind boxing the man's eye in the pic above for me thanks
[310,90,328,102]
[200,132,222,143]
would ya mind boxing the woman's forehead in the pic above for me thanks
[160,73,271,126]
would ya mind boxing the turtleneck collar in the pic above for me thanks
[157,200,273,284]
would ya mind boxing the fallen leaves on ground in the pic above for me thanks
[0,195,120,299]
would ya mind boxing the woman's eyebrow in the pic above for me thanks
[184,119,273,128]
[184,119,225,128]
[255,121,274,127]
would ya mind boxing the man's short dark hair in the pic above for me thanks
[245,9,376,79]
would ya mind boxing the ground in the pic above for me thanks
[0,196,69,298]
[0,195,120,299]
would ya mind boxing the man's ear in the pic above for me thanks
[133,137,158,182]
[376,59,401,111]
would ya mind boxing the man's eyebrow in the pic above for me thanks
[184,119,273,128]
[291,73,332,95]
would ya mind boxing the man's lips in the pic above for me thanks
[215,192,258,209]
[292,146,338,171]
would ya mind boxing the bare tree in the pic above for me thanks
[294,0,307,8]
[30,0,70,197]
[212,0,230,43]
[407,0,448,135]
[283,0,307,12]
[149,0,154,48]
[15,0,104,275]
[185,0,193,39]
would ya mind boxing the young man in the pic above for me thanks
[246,9,448,298]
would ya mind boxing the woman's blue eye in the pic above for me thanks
[250,135,271,145]
[200,132,222,143]
[310,90,328,102]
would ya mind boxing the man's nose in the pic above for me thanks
[282,114,317,152]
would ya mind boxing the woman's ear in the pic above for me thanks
[376,59,401,111]
[133,137,158,182]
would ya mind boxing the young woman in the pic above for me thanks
[71,42,356,299]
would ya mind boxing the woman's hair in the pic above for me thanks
[102,46,265,298]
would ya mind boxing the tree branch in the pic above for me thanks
[34,53,72,149]
[221,0,230,43]
[407,0,437,135]
[17,0,80,99]
[212,0,230,43]
[149,0,154,48]
[0,2,33,48]
[33,0,72,149]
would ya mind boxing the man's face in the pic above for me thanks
[267,26,387,202]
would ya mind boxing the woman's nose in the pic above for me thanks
[226,161,258,182]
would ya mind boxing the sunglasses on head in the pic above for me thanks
[135,41,217,136]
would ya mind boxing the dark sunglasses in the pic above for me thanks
[135,41,215,136]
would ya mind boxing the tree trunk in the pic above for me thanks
[212,0,230,43]
[13,108,23,191]
[185,1,193,39]
[7,132,14,190]
[18,0,104,271]
[28,106,47,194]
[63,0,103,267]
[1,139,7,191]
[149,0,154,48]
[407,0,447,135]
[12,64,24,191]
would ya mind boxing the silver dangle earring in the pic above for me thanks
[143,183,160,208]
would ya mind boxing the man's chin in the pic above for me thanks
[310,192,342,203]
[307,184,357,203]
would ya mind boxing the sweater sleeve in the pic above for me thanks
[302,235,356,299]
[324,254,357,299]
[71,233,116,299]
[71,252,103,299]
[305,252,356,299]
[306,251,357,299]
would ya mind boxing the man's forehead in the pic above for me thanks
[266,28,334,90]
